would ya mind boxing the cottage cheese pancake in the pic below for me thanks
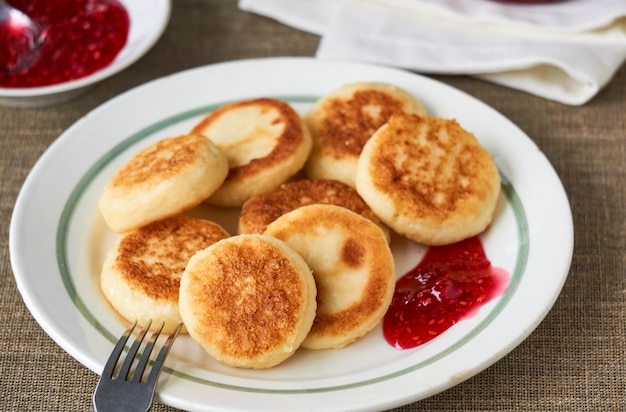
[264,205,395,350]
[191,98,312,206]
[179,234,317,369]
[99,133,228,233]
[305,82,427,187]
[100,216,230,334]
[355,113,501,246]
[238,178,389,241]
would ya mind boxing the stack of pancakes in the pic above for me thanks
[97,83,500,368]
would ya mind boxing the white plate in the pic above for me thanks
[0,0,171,108]
[9,57,573,412]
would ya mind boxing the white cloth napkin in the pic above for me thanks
[239,0,626,105]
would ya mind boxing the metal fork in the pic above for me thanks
[93,320,182,412]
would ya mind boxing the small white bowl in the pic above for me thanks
[0,0,171,108]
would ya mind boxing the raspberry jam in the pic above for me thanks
[0,0,129,88]
[383,236,509,349]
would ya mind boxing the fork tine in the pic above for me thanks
[146,322,183,387]
[131,321,164,383]
[118,320,152,380]
[94,321,182,412]
[101,320,137,379]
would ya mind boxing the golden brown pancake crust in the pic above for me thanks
[264,205,395,349]
[318,91,409,158]
[238,178,388,238]
[193,98,305,180]
[306,83,427,160]
[109,136,201,188]
[99,133,228,232]
[179,234,316,368]
[356,113,501,245]
[101,216,230,333]
[111,217,229,300]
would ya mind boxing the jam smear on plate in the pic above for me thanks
[383,236,509,349]
[0,0,129,88]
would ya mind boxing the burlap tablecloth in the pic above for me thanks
[1,1,624,411]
